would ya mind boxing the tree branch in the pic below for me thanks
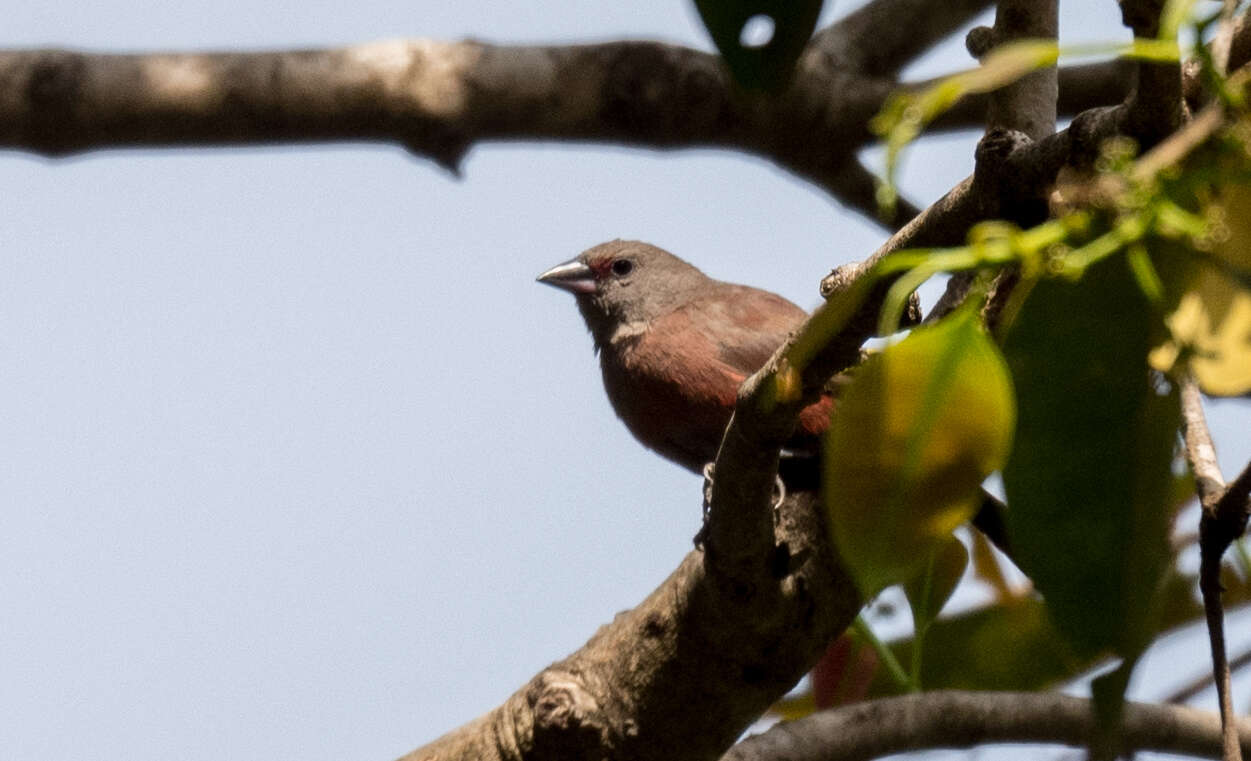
[929,0,1058,321]
[720,690,1251,761]
[0,41,904,218]
[1184,378,1229,511]
[1118,0,1185,147]
[983,0,1059,141]
[809,0,994,77]
[407,487,861,761]
[407,320,867,761]
[931,12,1251,134]
[1183,377,1248,761]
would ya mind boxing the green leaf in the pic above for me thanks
[892,596,1078,693]
[1002,254,1179,661]
[825,309,1016,598]
[692,0,823,91]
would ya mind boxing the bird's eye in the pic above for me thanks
[611,259,634,276]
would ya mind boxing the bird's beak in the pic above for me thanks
[536,259,597,294]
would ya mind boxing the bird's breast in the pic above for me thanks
[598,333,740,473]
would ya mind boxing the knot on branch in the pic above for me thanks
[965,26,996,60]
[1067,105,1128,169]
[1205,492,1251,553]
[528,670,612,757]
[974,128,1033,184]
[1118,0,1166,38]
[403,124,470,174]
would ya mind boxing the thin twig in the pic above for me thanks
[1213,0,1241,76]
[1183,378,1229,510]
[1182,377,1245,761]
[721,690,1251,761]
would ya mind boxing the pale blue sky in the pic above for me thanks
[1,3,1247,760]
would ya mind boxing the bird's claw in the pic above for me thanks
[693,462,716,550]
[771,475,786,525]
[701,461,716,512]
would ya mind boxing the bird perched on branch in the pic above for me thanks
[538,240,1013,709]
[536,239,832,475]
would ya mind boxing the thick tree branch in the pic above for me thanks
[931,0,1058,320]
[409,298,867,761]
[407,487,861,761]
[1119,0,1185,146]
[0,41,903,218]
[720,691,1251,761]
[983,0,1059,141]
[0,23,1199,234]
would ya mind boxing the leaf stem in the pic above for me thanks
[852,615,916,692]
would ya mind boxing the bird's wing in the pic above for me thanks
[681,283,810,374]
[606,284,825,472]
[680,284,834,443]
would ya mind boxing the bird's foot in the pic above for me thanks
[701,462,716,511]
[694,462,716,550]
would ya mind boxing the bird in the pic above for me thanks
[538,240,1011,709]
[536,239,832,475]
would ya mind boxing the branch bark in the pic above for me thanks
[405,490,859,761]
[3,19,1220,234]
[0,41,913,223]
[984,0,1058,141]
[721,690,1251,761]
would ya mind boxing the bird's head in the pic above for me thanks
[537,240,709,349]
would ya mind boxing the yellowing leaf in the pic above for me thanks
[970,529,1016,601]
[1151,282,1251,393]
[825,309,1016,598]
[1150,183,1251,395]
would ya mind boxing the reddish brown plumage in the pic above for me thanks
[539,240,832,473]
